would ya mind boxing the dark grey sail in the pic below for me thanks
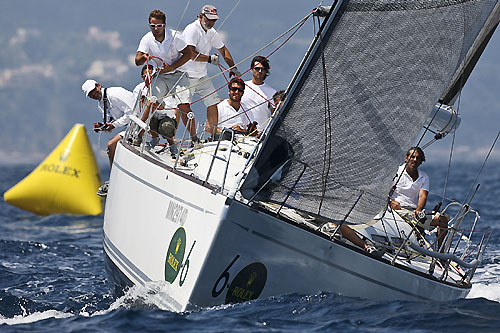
[440,1,500,104]
[241,0,500,225]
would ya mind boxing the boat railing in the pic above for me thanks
[203,128,235,193]
[389,201,490,284]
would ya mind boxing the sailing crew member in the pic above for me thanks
[269,90,286,114]
[180,4,241,136]
[134,9,200,146]
[133,65,179,157]
[215,78,251,134]
[390,147,449,250]
[81,79,135,196]
[241,56,277,132]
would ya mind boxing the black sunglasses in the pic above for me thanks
[253,66,266,72]
[229,86,244,93]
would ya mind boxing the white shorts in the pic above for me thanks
[152,72,190,105]
[187,76,220,107]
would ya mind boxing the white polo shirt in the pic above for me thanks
[391,165,430,208]
[132,81,176,118]
[137,29,187,74]
[98,87,135,128]
[217,99,250,129]
[132,82,148,113]
[241,81,276,131]
[180,20,224,78]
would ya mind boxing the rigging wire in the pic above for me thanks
[150,11,312,141]
[441,129,456,204]
[156,12,313,105]
[462,128,500,205]
[388,104,442,203]
[156,0,241,113]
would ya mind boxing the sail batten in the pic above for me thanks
[241,0,499,225]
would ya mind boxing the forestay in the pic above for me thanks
[241,0,500,225]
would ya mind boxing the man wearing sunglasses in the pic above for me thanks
[135,9,200,146]
[180,5,241,136]
[241,56,277,133]
[215,78,250,134]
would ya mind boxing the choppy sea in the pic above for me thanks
[1,162,499,332]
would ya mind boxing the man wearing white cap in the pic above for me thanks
[180,4,241,136]
[81,79,134,196]
[135,9,200,145]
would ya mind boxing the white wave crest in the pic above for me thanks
[0,310,72,326]
[467,282,500,302]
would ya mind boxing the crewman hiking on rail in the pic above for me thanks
[390,146,449,251]
[81,79,135,196]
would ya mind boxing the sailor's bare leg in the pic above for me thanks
[206,103,218,135]
[107,134,123,168]
[339,224,367,249]
[432,214,449,251]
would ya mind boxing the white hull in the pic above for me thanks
[103,142,470,312]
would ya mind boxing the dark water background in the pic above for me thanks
[1,162,499,332]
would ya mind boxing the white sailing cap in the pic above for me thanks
[82,79,98,96]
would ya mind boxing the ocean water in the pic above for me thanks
[1,162,499,332]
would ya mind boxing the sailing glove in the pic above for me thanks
[229,66,241,77]
[208,54,220,65]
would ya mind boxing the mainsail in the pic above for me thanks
[241,0,500,225]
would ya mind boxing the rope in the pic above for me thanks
[441,127,456,204]
[317,14,333,216]
[155,12,313,105]
[388,104,442,211]
[159,0,242,109]
[166,12,311,132]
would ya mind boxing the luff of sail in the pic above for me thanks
[440,0,500,104]
[241,0,500,225]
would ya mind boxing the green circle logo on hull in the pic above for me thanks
[164,227,186,283]
[225,262,267,304]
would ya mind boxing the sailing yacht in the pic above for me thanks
[102,0,498,311]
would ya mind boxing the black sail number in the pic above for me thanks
[212,255,240,298]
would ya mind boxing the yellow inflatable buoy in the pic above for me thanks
[4,124,103,216]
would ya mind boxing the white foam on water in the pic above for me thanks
[468,282,500,302]
[0,310,72,326]
[80,283,173,317]
[467,259,500,302]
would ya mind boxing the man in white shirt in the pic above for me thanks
[134,9,199,144]
[390,147,448,249]
[132,64,154,115]
[216,78,250,134]
[180,4,241,135]
[241,56,277,132]
[82,79,135,196]
[131,65,178,156]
